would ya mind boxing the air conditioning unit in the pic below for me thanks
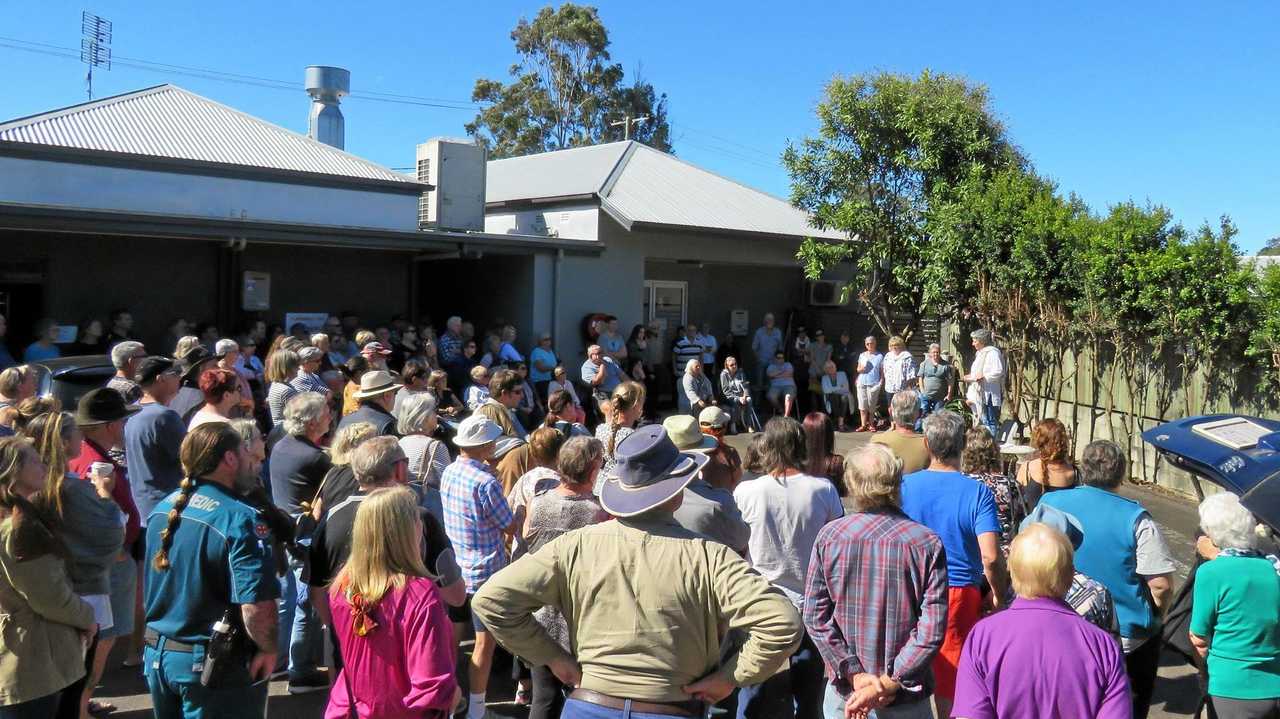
[808,280,848,307]
[417,138,487,232]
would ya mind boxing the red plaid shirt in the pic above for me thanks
[803,507,948,697]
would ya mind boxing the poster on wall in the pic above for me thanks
[242,271,271,311]
[730,309,749,336]
[284,313,330,333]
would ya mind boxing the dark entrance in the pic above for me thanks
[0,261,47,355]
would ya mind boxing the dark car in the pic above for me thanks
[29,354,115,410]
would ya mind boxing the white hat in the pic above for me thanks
[698,406,731,429]
[352,370,403,399]
[454,415,503,447]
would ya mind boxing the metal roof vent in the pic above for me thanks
[305,66,350,149]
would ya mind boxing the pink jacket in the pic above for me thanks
[326,577,457,719]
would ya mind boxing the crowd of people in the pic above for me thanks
[0,308,1276,719]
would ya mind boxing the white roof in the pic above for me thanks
[0,84,418,187]
[486,141,843,240]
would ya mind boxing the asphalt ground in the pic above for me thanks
[93,428,1208,719]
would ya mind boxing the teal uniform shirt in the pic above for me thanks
[1191,554,1280,700]
[144,481,279,644]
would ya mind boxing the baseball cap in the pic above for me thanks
[362,341,392,357]
[698,406,731,429]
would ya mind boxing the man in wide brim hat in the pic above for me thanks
[76,386,142,427]
[472,424,802,714]
[337,370,402,437]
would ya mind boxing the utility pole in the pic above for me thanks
[80,11,112,100]
[610,115,650,141]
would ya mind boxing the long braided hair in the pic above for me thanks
[606,382,645,456]
[152,423,242,571]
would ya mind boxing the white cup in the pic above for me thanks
[90,461,114,477]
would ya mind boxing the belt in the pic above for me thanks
[144,629,200,653]
[569,689,702,718]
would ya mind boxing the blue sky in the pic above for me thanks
[3,1,1278,251]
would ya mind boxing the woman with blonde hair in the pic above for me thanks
[27,412,123,719]
[0,436,96,717]
[327,487,459,719]
[314,421,379,519]
[1015,418,1077,507]
[594,381,645,485]
[264,349,301,426]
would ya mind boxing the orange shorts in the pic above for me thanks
[932,585,982,699]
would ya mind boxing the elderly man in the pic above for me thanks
[477,368,526,440]
[107,340,147,403]
[805,443,947,719]
[900,410,1008,718]
[306,436,465,642]
[580,344,624,409]
[267,391,333,694]
[952,523,1132,719]
[1040,440,1175,719]
[871,391,929,475]
[474,425,803,719]
[673,324,704,373]
[854,336,884,433]
[962,328,1004,438]
[441,415,514,719]
[664,413,749,554]
[752,313,783,390]
[680,359,714,417]
[338,370,401,437]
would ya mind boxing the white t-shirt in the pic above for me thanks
[733,471,844,608]
[970,345,1005,405]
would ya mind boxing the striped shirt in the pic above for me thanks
[803,507,948,697]
[290,370,330,396]
[266,382,299,426]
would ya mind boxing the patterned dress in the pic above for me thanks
[968,472,1027,555]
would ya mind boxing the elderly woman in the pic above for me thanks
[679,358,714,417]
[962,427,1026,555]
[719,356,755,433]
[882,335,916,396]
[952,523,1131,719]
[820,360,852,431]
[1190,493,1280,717]
[915,343,952,429]
[396,393,449,523]
[547,366,584,423]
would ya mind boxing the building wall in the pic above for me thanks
[0,156,418,231]
[485,203,600,241]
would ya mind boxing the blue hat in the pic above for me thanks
[1020,503,1085,550]
[600,425,709,518]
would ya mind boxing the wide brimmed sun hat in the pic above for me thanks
[662,415,718,452]
[600,425,709,518]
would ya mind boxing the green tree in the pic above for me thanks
[1258,235,1280,256]
[785,70,1022,339]
[466,4,672,158]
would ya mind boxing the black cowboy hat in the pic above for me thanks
[76,387,141,426]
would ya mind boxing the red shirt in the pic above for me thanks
[69,439,141,547]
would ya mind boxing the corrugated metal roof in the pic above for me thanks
[485,142,628,205]
[0,84,417,185]
[485,140,842,240]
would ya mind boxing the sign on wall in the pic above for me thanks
[242,271,271,311]
[284,313,330,333]
[730,309,749,336]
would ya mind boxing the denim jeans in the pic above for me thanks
[822,684,934,719]
[288,557,322,678]
[916,396,944,431]
[562,698,693,719]
[737,632,825,719]
[144,641,269,719]
[274,569,296,674]
[980,399,1000,439]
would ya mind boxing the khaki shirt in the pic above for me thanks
[473,512,802,702]
[871,429,931,475]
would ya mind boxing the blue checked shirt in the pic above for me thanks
[441,457,513,592]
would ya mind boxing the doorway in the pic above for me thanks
[643,280,687,364]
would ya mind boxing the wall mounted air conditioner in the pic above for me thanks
[417,138,487,232]
[808,280,848,307]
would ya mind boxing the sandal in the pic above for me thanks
[515,687,533,705]
[88,700,116,715]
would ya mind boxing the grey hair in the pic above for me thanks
[558,436,604,485]
[928,343,941,352]
[890,390,920,427]
[1199,492,1258,551]
[971,328,993,344]
[1079,440,1126,489]
[447,316,462,329]
[111,341,145,370]
[282,391,329,437]
[685,358,701,374]
[350,436,406,487]
[922,410,966,462]
[227,418,261,447]
[396,391,439,435]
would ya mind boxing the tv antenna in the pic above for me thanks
[80,11,112,99]
[610,115,650,141]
